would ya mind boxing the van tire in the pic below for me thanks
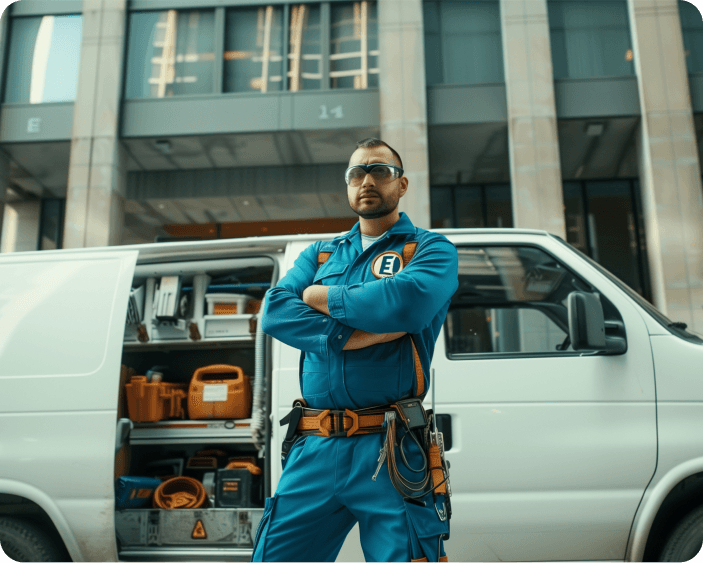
[0,517,69,562]
[660,505,703,562]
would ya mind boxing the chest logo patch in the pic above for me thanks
[371,251,404,279]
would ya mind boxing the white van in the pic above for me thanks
[0,228,702,563]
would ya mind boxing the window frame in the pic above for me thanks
[444,242,625,361]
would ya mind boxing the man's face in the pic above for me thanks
[346,146,408,219]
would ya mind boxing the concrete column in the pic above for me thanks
[1,201,40,253]
[628,0,703,331]
[378,0,431,229]
[501,0,566,238]
[64,0,127,248]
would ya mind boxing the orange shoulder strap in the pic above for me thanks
[317,251,332,267]
[403,242,418,265]
[403,241,424,397]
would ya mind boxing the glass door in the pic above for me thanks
[563,179,651,301]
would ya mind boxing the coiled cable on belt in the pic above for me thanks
[153,476,208,509]
[383,412,432,499]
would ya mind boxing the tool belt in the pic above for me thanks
[280,399,409,440]
[280,398,452,525]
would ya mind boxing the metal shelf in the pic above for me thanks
[123,335,255,351]
[129,419,254,445]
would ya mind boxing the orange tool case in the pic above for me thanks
[187,364,252,420]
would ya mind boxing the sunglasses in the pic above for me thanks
[345,164,404,186]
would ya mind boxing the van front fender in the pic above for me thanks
[626,456,703,561]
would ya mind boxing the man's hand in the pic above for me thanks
[302,285,406,349]
[302,285,330,315]
[343,330,407,350]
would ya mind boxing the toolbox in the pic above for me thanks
[215,459,263,508]
[188,365,252,420]
[115,508,264,547]
[125,376,188,423]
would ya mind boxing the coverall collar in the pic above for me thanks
[344,212,416,253]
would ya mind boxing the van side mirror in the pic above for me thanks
[567,292,606,351]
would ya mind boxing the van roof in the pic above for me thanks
[0,227,552,261]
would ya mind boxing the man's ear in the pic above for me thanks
[399,176,409,198]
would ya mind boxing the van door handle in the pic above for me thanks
[435,414,452,451]
[116,418,133,453]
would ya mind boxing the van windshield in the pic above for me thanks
[550,234,703,344]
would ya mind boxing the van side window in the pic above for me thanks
[445,246,623,357]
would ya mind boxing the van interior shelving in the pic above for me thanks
[115,256,276,561]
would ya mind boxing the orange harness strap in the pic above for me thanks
[400,242,425,398]
[317,252,332,267]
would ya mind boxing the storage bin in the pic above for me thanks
[187,365,252,420]
[202,314,253,338]
[115,476,163,510]
[125,376,188,423]
[205,293,251,315]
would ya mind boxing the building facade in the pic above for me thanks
[0,0,702,332]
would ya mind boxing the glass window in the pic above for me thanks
[455,186,484,228]
[423,0,504,85]
[39,198,65,251]
[288,4,322,91]
[125,9,215,98]
[485,185,513,228]
[430,184,513,229]
[563,180,649,299]
[225,6,284,93]
[5,15,83,103]
[330,2,378,89]
[431,186,453,228]
[445,245,624,356]
[548,0,634,79]
[680,0,703,74]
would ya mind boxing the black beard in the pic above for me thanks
[349,194,399,219]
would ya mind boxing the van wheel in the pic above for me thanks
[660,505,703,562]
[0,517,69,562]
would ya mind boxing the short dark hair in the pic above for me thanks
[354,138,403,169]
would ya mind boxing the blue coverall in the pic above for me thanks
[253,213,459,562]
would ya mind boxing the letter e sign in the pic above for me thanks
[27,118,41,133]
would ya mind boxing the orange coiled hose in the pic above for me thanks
[153,476,208,509]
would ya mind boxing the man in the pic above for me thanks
[254,138,459,562]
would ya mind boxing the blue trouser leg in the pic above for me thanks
[252,433,449,562]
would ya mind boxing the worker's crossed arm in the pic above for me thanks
[262,238,457,354]
[302,285,405,350]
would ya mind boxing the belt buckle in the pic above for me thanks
[330,411,347,438]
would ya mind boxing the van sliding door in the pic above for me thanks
[0,249,138,561]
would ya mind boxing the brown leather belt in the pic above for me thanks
[295,405,395,438]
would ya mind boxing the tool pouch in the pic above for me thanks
[279,399,307,462]
[394,398,427,430]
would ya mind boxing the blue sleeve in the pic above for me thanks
[261,241,354,354]
[326,237,458,334]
